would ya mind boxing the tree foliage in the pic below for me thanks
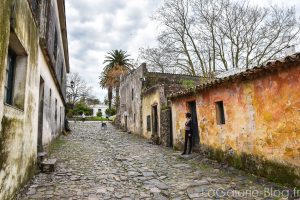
[99,50,133,109]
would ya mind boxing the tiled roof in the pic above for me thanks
[168,53,300,99]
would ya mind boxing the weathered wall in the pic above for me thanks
[119,64,146,134]
[171,63,300,186]
[160,108,171,147]
[38,46,65,146]
[141,87,164,140]
[0,1,68,199]
[0,0,39,199]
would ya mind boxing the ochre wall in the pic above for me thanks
[171,64,300,186]
[142,89,162,139]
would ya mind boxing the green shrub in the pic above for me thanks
[73,102,93,116]
[97,111,102,117]
[181,79,195,89]
[105,108,117,117]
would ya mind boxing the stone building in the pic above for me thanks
[0,0,69,199]
[118,63,202,146]
[169,53,300,186]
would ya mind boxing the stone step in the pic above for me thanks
[41,159,57,173]
[37,152,47,160]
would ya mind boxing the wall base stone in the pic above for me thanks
[201,144,300,187]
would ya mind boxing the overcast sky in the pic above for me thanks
[65,0,300,102]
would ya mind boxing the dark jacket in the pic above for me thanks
[185,119,193,135]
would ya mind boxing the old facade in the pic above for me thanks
[0,0,69,199]
[169,54,300,186]
[141,74,203,146]
[118,63,202,146]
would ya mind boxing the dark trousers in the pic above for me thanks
[183,131,193,154]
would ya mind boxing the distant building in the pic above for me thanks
[118,63,205,146]
[91,104,108,117]
[0,0,69,199]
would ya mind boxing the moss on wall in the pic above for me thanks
[202,145,300,187]
[0,116,23,199]
[0,0,10,84]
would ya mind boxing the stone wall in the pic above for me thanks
[0,1,39,199]
[160,108,171,147]
[170,61,300,186]
[0,0,68,199]
[118,64,146,134]
[141,86,164,140]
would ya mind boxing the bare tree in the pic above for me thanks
[66,73,92,107]
[139,45,181,73]
[153,0,300,77]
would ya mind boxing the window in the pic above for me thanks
[55,98,57,122]
[53,27,58,60]
[29,0,40,20]
[215,101,225,125]
[5,49,16,105]
[49,89,52,109]
[60,63,64,85]
[4,32,27,110]
[147,115,151,131]
[134,114,136,123]
[132,88,134,100]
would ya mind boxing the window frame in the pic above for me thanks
[5,49,17,105]
[215,101,226,125]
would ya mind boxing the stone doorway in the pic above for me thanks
[151,104,159,144]
[37,77,45,153]
[188,101,200,151]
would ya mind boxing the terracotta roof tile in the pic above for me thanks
[169,53,300,99]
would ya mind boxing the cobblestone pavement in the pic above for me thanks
[18,122,294,200]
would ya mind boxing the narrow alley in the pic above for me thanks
[17,122,292,200]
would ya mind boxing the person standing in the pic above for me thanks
[81,113,86,122]
[182,112,193,155]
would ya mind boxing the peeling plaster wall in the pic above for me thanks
[38,46,65,146]
[0,1,68,199]
[119,65,146,134]
[0,0,39,199]
[141,87,163,139]
[171,64,300,186]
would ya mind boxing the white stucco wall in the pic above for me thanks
[38,47,65,146]
[92,104,108,117]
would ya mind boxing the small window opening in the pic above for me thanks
[132,88,134,100]
[4,32,28,110]
[49,89,52,109]
[60,63,64,85]
[5,49,16,105]
[215,101,225,125]
[147,115,151,131]
[53,27,58,60]
[55,98,57,122]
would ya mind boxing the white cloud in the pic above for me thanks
[65,0,162,101]
[65,0,299,101]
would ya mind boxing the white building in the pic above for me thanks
[91,104,108,117]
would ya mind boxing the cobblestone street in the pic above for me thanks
[18,122,293,200]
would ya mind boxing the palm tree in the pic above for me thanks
[100,50,132,109]
[99,72,114,109]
